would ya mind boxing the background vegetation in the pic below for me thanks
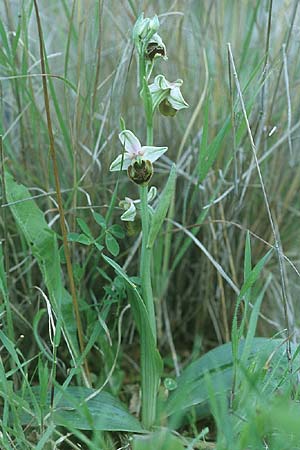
[1,0,300,448]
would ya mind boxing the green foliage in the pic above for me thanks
[132,429,184,450]
[103,254,163,429]
[1,1,300,448]
[147,164,176,248]
[4,170,79,358]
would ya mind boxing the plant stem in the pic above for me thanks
[147,123,153,146]
[138,50,159,428]
[139,185,156,342]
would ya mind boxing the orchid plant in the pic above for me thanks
[109,13,188,429]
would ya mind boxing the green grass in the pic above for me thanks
[1,0,300,448]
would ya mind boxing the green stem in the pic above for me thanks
[138,51,159,428]
[139,185,156,342]
[147,123,153,146]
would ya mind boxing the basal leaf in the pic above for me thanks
[20,386,143,432]
[165,338,288,419]
[133,429,184,450]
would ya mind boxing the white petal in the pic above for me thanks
[147,186,157,202]
[120,202,136,222]
[154,75,182,91]
[109,154,131,171]
[119,197,133,209]
[168,86,189,110]
[142,146,168,163]
[119,130,142,156]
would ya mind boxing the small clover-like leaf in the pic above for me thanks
[67,233,92,245]
[109,224,125,239]
[93,212,106,229]
[77,218,93,239]
[105,232,120,257]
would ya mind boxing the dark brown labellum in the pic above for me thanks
[127,160,153,185]
[159,99,177,117]
[145,42,166,60]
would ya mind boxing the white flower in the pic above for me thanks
[149,75,189,116]
[119,187,157,222]
[109,130,168,172]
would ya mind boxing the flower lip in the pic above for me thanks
[145,33,167,61]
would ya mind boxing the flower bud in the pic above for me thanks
[132,14,159,46]
[127,159,153,185]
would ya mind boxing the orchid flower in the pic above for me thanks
[149,74,189,116]
[132,14,167,62]
[110,130,168,172]
[119,186,157,222]
[145,33,167,61]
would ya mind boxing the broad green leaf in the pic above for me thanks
[147,164,176,249]
[105,232,120,256]
[20,386,143,432]
[165,338,288,419]
[5,170,79,359]
[133,429,184,450]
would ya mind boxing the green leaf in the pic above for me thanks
[5,170,79,359]
[133,430,184,450]
[67,232,92,245]
[232,248,272,361]
[0,18,10,57]
[20,386,143,432]
[147,164,176,249]
[105,232,120,256]
[238,249,272,301]
[102,254,136,288]
[198,116,230,183]
[94,242,104,252]
[76,217,94,239]
[0,243,8,299]
[93,212,106,229]
[165,338,290,421]
[109,224,125,239]
[102,254,163,429]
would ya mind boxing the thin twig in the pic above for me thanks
[33,0,90,384]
